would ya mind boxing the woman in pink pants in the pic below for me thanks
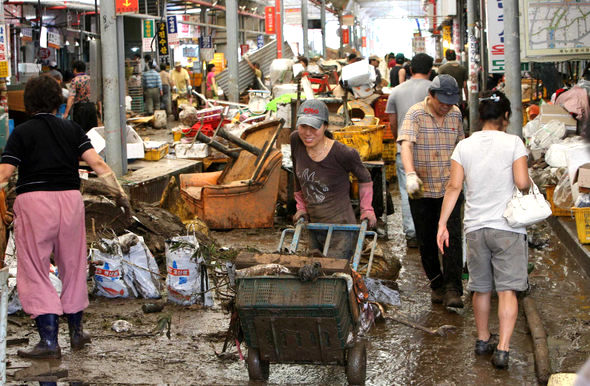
[0,75,130,359]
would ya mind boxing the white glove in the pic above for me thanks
[406,172,423,199]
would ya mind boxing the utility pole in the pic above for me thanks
[504,0,522,136]
[226,0,239,102]
[100,0,124,175]
[302,0,309,57]
[321,0,327,56]
[466,0,479,134]
[116,16,128,171]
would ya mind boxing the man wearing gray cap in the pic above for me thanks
[290,99,376,259]
[398,74,465,308]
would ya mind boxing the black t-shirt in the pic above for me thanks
[390,66,402,87]
[2,114,94,195]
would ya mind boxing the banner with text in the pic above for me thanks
[486,0,504,73]
[156,21,169,57]
[143,19,155,52]
[167,16,179,47]
[265,7,275,34]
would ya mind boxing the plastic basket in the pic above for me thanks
[333,120,384,161]
[236,277,353,353]
[144,143,169,161]
[572,207,590,244]
[545,185,572,217]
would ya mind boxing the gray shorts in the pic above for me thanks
[466,228,528,293]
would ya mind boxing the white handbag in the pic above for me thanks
[503,181,552,227]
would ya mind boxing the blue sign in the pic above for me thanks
[199,36,212,49]
[257,35,264,49]
[167,16,177,34]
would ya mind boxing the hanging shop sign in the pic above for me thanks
[412,36,425,54]
[265,7,275,34]
[361,37,366,48]
[116,0,138,15]
[167,16,179,46]
[143,19,154,52]
[257,35,264,49]
[156,22,169,56]
[0,24,7,62]
[47,29,61,49]
[199,36,212,49]
[21,27,32,42]
[342,28,349,45]
[486,0,504,73]
[0,60,9,78]
[178,15,190,38]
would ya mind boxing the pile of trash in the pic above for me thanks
[524,104,590,210]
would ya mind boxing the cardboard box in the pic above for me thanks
[574,162,590,191]
[540,104,577,131]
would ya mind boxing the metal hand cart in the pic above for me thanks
[235,220,377,385]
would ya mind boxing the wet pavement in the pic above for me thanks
[6,189,590,385]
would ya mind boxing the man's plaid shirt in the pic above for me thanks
[397,96,464,198]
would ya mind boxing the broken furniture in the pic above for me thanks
[179,119,284,229]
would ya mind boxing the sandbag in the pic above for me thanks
[119,233,161,299]
[91,240,134,298]
[165,235,213,306]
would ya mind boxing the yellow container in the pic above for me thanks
[173,130,183,142]
[545,185,573,217]
[572,207,590,244]
[333,120,384,161]
[144,143,169,161]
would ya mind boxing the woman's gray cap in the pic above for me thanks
[296,99,329,129]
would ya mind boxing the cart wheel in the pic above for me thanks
[346,341,366,386]
[247,348,270,381]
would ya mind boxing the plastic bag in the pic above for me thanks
[119,233,161,299]
[364,277,401,306]
[530,120,566,150]
[522,117,540,140]
[165,235,213,306]
[91,240,134,298]
[554,172,575,209]
[575,193,590,208]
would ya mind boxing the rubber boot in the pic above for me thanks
[17,314,61,359]
[66,311,91,350]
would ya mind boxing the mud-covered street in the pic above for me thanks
[4,189,590,385]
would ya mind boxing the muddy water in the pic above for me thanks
[6,195,590,384]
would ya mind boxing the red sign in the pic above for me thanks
[116,0,138,15]
[265,7,275,34]
[361,36,366,48]
[342,29,349,45]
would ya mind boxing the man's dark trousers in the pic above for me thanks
[409,194,463,292]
